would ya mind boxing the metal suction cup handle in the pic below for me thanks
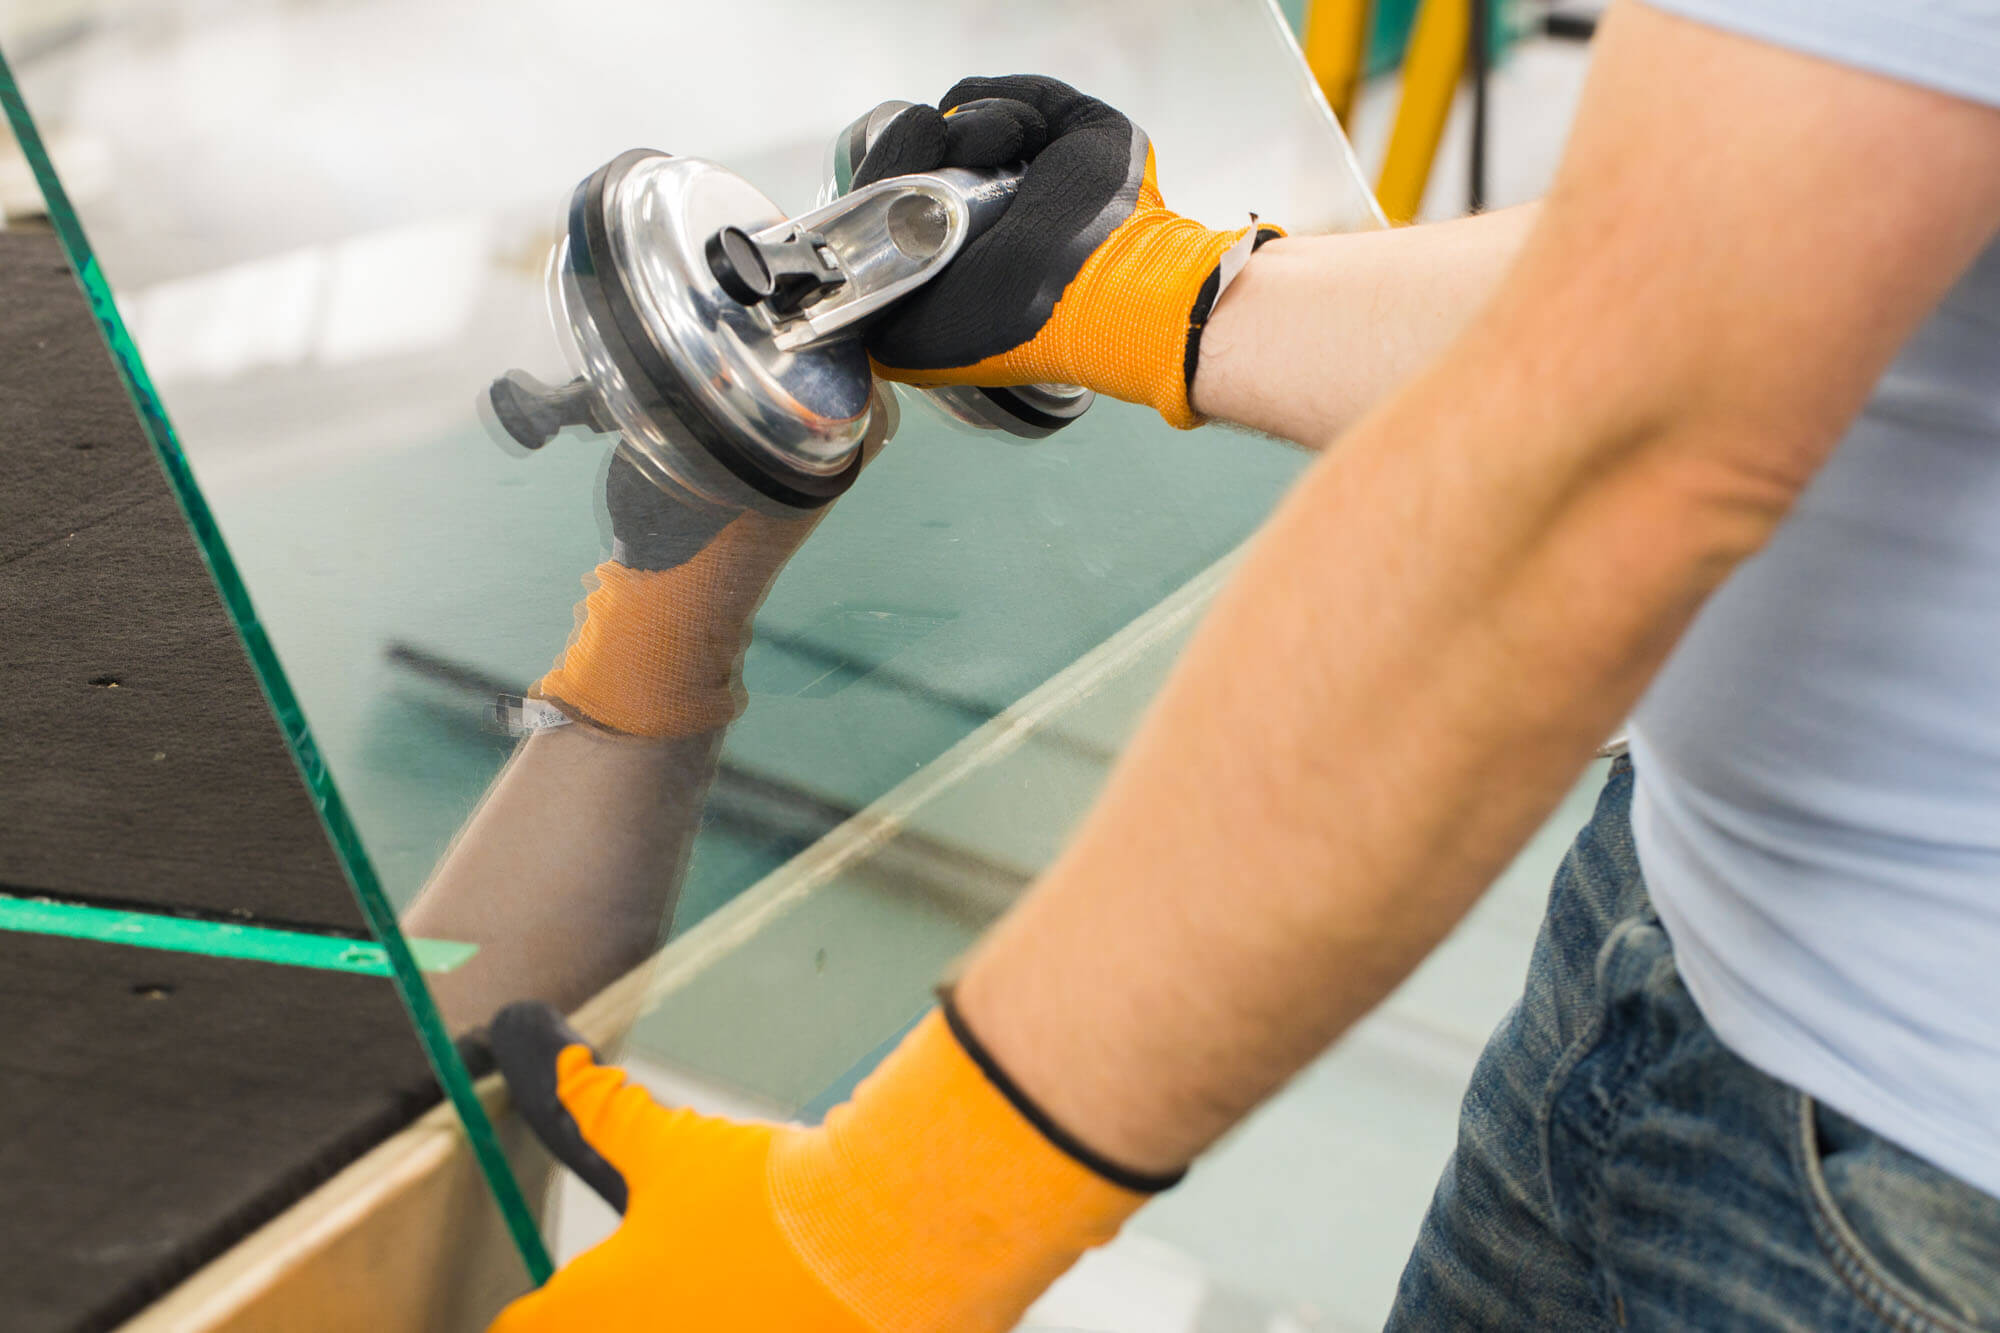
[705,166,1023,350]
[825,100,1093,442]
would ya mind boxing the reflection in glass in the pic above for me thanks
[1,0,1381,1284]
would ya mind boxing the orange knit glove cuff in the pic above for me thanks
[1028,208,1276,429]
[770,1008,1155,1330]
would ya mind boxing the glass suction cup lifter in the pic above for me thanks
[827,100,1095,440]
[482,146,1065,516]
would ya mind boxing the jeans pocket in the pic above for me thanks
[1792,1093,2000,1332]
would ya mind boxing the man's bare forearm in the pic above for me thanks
[960,319,1749,1171]
[957,1,2000,1175]
[1192,205,1538,445]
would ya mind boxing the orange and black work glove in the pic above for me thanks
[486,995,1181,1331]
[854,76,1283,430]
[524,409,881,738]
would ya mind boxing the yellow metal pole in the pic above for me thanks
[1302,0,1373,128]
[1375,0,1470,225]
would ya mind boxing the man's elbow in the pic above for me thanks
[1633,404,1832,572]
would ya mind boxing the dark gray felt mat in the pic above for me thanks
[0,230,369,928]
[1,230,452,1332]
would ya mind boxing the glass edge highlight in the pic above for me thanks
[0,49,554,1284]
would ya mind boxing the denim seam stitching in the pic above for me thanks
[1585,918,1670,1327]
[1789,1092,1978,1333]
[1535,956,1613,1243]
[1535,910,1655,1323]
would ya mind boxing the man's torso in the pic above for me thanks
[1630,0,2000,1203]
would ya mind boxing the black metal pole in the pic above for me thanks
[1469,0,1491,212]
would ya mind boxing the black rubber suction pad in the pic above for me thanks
[974,385,1092,438]
[566,151,863,510]
[914,381,1094,440]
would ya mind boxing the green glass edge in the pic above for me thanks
[0,51,553,1283]
[0,893,479,975]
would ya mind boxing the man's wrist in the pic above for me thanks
[1181,223,1285,426]
[1061,215,1283,430]
[772,1004,1154,1330]
[1186,230,1293,427]
[937,986,1185,1194]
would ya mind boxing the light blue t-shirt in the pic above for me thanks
[1631,0,2000,1198]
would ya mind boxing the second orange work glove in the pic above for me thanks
[486,996,1179,1331]
[853,75,1283,430]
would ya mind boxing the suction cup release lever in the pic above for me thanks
[488,369,607,451]
[706,224,846,316]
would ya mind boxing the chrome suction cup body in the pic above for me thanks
[493,150,874,514]
[490,105,1090,512]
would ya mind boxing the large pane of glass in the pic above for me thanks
[2,0,1383,1286]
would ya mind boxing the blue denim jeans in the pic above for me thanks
[1386,759,2000,1331]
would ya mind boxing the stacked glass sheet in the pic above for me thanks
[2,0,1382,1282]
